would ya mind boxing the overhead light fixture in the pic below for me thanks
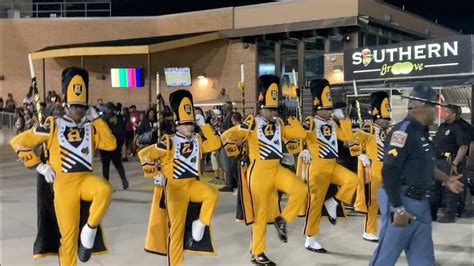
[332,65,342,73]
[197,74,206,79]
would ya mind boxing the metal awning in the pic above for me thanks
[30,31,222,60]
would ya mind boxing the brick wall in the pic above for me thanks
[324,53,345,84]
[0,8,234,103]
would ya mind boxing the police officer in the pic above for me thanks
[431,104,469,222]
[369,85,464,266]
[453,106,473,217]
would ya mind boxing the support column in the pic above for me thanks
[297,38,304,89]
[42,59,46,101]
[471,83,473,124]
[274,40,281,78]
[148,53,152,105]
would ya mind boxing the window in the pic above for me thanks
[304,37,324,78]
[257,40,275,76]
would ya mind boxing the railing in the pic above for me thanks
[0,111,16,133]
[0,1,112,18]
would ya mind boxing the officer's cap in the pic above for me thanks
[401,85,446,106]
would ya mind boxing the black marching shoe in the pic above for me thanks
[327,216,337,225]
[251,253,276,265]
[122,179,129,190]
[78,241,93,262]
[305,245,327,254]
[274,216,287,243]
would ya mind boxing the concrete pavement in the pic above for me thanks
[1,143,473,266]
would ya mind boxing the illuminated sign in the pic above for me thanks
[344,35,472,80]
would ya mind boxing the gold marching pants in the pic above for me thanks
[53,173,113,266]
[167,179,219,266]
[248,160,307,255]
[355,162,383,234]
[304,158,358,236]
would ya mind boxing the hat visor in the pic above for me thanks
[261,105,279,109]
[374,115,392,121]
[177,120,195,125]
[333,102,347,109]
[315,106,334,110]
[400,95,447,106]
[67,101,88,107]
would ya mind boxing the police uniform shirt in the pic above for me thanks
[382,116,435,207]
[433,120,469,158]
[455,118,473,143]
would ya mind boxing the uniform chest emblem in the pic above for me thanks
[320,124,332,140]
[263,124,276,140]
[180,142,194,158]
[445,129,450,136]
[64,127,84,147]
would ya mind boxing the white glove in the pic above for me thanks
[153,172,165,186]
[36,163,56,183]
[195,113,205,126]
[332,109,345,119]
[299,149,312,164]
[358,154,371,167]
[85,106,99,122]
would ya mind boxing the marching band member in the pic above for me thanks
[298,79,359,253]
[138,90,221,266]
[11,67,115,265]
[353,91,392,242]
[221,75,307,265]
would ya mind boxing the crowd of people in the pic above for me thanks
[7,67,474,266]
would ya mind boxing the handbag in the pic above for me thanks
[137,130,154,145]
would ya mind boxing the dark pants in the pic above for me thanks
[220,148,238,189]
[226,156,239,189]
[430,159,449,220]
[430,159,466,220]
[100,145,128,186]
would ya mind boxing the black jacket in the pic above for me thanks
[103,112,126,145]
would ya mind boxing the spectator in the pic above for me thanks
[129,105,141,128]
[100,102,129,190]
[22,94,32,108]
[137,108,158,146]
[219,111,242,192]
[23,109,35,131]
[217,88,231,101]
[222,101,234,131]
[96,98,105,114]
[231,112,243,126]
[121,107,134,161]
[5,93,16,113]
[116,102,123,115]
[52,100,65,118]
[218,103,238,192]
[44,91,60,117]
[208,108,224,185]
[162,105,174,134]
[14,108,25,134]
[209,108,223,134]
[0,97,4,111]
